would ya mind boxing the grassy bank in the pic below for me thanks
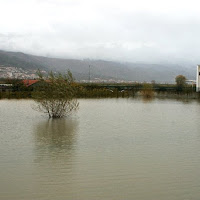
[0,82,198,99]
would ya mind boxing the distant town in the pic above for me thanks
[0,65,48,80]
[0,65,134,83]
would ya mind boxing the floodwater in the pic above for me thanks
[0,98,200,200]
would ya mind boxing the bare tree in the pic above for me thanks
[33,70,79,118]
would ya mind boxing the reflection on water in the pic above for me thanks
[1,99,200,200]
[142,96,154,103]
[32,119,79,198]
[34,118,78,162]
[35,118,77,149]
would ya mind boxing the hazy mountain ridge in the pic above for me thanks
[0,50,196,83]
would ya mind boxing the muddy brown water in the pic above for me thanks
[0,98,200,200]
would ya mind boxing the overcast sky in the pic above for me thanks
[0,0,200,64]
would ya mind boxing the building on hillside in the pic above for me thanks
[22,80,39,88]
[22,79,49,90]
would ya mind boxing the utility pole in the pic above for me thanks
[89,65,91,83]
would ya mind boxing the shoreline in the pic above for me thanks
[1,91,200,100]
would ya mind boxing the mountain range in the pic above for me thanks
[0,50,196,83]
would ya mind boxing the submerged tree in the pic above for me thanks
[33,70,79,118]
[141,83,154,98]
[175,75,186,92]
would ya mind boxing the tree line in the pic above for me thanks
[0,72,197,118]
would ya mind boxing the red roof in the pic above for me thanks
[22,80,39,87]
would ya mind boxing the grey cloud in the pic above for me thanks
[0,1,200,65]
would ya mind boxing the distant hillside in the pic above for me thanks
[0,50,196,83]
[0,50,48,70]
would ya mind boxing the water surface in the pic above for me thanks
[0,98,200,200]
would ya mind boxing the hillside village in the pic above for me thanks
[0,66,46,79]
[0,50,196,83]
[0,65,130,83]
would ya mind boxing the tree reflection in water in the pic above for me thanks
[34,118,78,162]
[32,119,79,196]
[142,96,154,103]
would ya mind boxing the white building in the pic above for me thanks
[196,65,200,92]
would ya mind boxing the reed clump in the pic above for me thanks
[141,83,154,98]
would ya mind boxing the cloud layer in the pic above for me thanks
[0,0,200,64]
